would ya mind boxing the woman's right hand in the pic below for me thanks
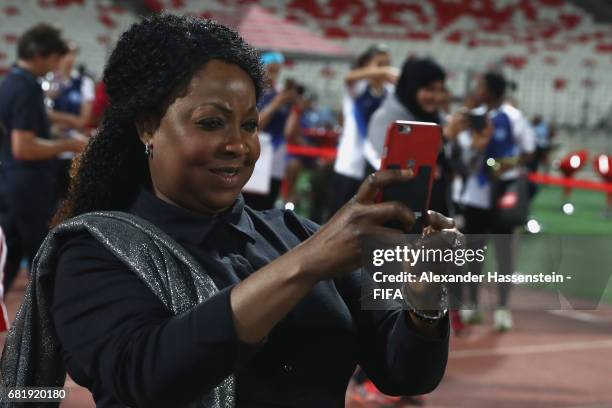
[381,66,400,83]
[296,169,416,282]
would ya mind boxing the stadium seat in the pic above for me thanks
[1,0,610,126]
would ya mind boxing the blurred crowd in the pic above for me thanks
[249,43,558,334]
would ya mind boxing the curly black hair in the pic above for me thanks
[53,13,265,225]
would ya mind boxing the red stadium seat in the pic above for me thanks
[38,0,84,8]
[144,0,164,13]
[324,27,349,39]
[3,34,19,45]
[596,43,612,53]
[3,6,19,16]
[553,77,568,91]
[539,0,564,6]
[170,0,186,9]
[559,13,582,29]
[503,55,528,70]
[446,31,463,44]
[376,2,428,26]
[98,14,117,29]
[406,32,432,41]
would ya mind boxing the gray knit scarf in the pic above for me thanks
[0,211,234,408]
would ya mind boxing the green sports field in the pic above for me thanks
[516,184,612,305]
[529,184,612,234]
[293,172,612,305]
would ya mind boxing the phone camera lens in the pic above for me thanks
[400,125,412,133]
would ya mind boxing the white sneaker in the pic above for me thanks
[493,308,513,332]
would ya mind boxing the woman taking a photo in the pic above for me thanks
[2,15,457,408]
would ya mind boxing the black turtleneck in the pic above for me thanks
[52,188,449,408]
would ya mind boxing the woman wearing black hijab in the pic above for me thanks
[353,57,459,404]
[364,57,451,215]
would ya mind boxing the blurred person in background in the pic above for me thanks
[242,51,297,210]
[456,72,535,331]
[297,105,339,224]
[528,115,554,174]
[90,80,110,127]
[364,57,452,216]
[526,115,553,199]
[47,44,95,133]
[0,23,86,291]
[47,43,95,199]
[365,57,471,336]
[0,128,9,332]
[0,225,7,332]
[437,84,452,116]
[329,44,397,216]
[283,87,320,209]
[355,57,465,403]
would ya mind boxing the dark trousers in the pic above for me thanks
[308,163,334,224]
[0,169,57,291]
[452,205,515,309]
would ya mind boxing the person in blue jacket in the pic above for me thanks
[0,24,86,291]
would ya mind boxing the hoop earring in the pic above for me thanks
[144,143,153,159]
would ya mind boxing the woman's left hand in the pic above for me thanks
[403,211,464,311]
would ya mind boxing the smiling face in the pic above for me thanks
[416,80,445,115]
[59,49,77,75]
[141,60,260,214]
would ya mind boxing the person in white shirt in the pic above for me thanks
[242,51,298,210]
[48,44,95,133]
[456,72,535,331]
[48,43,95,199]
[329,44,397,216]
